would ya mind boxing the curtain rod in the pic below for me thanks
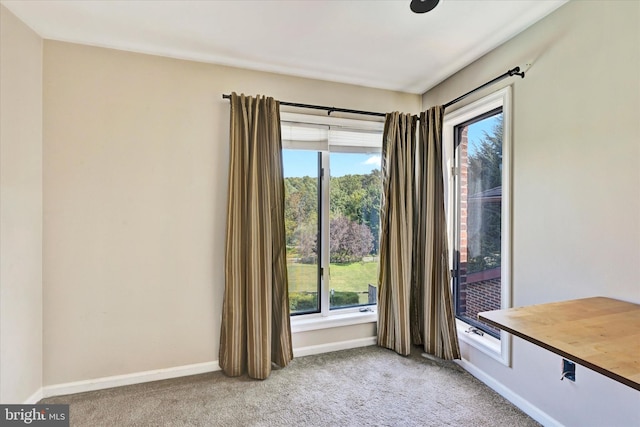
[221,66,525,117]
[221,94,386,118]
[442,66,524,108]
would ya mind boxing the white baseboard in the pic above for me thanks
[41,338,376,399]
[42,361,220,399]
[293,336,376,357]
[23,387,44,404]
[456,358,563,427]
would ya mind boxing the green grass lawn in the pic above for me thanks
[287,260,378,295]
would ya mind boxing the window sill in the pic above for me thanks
[290,310,377,333]
[456,319,511,366]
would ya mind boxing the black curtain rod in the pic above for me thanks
[221,94,386,118]
[442,66,524,108]
[222,66,525,117]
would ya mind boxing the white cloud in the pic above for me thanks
[362,155,381,165]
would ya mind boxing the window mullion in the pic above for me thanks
[320,151,331,317]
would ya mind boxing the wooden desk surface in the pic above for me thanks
[479,297,640,391]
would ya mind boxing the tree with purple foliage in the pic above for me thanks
[329,215,374,263]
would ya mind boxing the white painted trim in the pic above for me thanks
[23,387,44,404]
[293,336,377,357]
[291,310,376,333]
[42,361,220,398]
[443,86,513,367]
[456,358,564,427]
[456,319,512,366]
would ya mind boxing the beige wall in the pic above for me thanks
[0,5,43,403]
[42,40,419,385]
[292,323,376,351]
[423,1,639,425]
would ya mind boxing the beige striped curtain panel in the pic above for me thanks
[219,93,293,380]
[378,107,460,360]
[378,112,417,356]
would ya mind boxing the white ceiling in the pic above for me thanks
[1,0,567,94]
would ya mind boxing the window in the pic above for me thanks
[454,108,503,338]
[443,87,512,365]
[281,113,383,319]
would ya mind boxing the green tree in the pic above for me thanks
[285,168,381,260]
[329,170,381,255]
[284,176,318,247]
[468,115,503,195]
[467,115,502,273]
[360,169,382,253]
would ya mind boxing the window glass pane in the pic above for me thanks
[283,150,320,314]
[328,152,381,310]
[455,111,503,337]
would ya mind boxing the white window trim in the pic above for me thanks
[443,86,513,366]
[282,112,383,329]
[290,310,377,333]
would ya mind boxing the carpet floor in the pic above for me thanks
[41,345,540,426]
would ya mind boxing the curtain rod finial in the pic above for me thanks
[509,66,525,78]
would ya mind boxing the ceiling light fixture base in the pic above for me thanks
[410,0,440,14]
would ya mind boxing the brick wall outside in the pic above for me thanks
[465,277,501,336]
[457,127,469,314]
[459,127,468,265]
[465,278,501,319]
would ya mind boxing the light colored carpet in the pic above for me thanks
[41,346,540,426]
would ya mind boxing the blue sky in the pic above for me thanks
[467,114,502,155]
[283,151,380,178]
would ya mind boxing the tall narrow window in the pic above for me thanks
[281,114,383,316]
[454,109,503,338]
[444,87,512,365]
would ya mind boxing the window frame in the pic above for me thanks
[281,112,383,330]
[442,87,513,366]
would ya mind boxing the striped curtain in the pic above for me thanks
[414,106,460,359]
[219,93,293,379]
[377,112,417,356]
[378,107,460,360]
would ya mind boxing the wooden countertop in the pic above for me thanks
[479,297,640,391]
